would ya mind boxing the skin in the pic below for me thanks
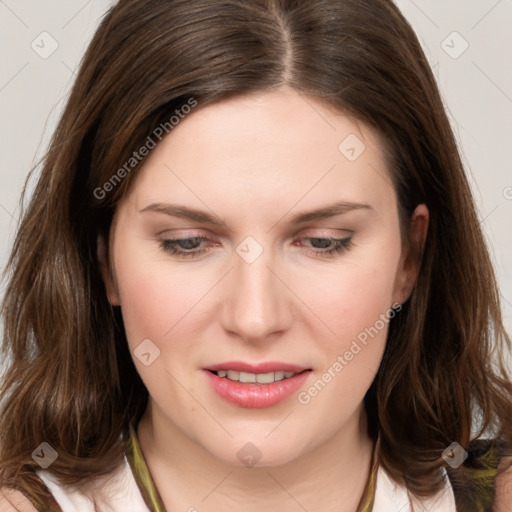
[99,86,429,512]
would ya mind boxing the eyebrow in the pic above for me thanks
[139,200,373,227]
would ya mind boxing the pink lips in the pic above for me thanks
[203,361,312,408]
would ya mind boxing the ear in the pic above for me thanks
[97,233,121,306]
[392,204,429,306]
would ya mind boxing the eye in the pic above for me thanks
[158,236,211,258]
[296,236,353,257]
[158,235,354,259]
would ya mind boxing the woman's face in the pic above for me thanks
[101,86,427,466]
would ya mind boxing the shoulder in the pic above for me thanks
[493,454,512,511]
[0,488,39,512]
[448,438,512,511]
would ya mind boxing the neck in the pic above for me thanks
[138,402,373,512]
[137,400,375,512]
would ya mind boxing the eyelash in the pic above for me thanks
[158,235,353,259]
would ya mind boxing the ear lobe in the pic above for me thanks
[393,204,429,305]
[97,233,121,306]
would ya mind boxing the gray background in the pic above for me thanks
[0,1,511,366]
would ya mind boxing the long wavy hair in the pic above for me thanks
[1,0,511,506]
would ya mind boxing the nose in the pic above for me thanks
[221,239,292,344]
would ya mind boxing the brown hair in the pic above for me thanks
[1,0,511,506]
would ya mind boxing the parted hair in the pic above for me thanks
[1,0,511,506]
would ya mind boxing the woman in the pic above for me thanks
[1,0,511,510]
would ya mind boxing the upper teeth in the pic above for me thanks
[216,370,298,383]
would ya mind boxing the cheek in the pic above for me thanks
[113,252,210,407]
[295,240,401,394]
[116,267,170,345]
[306,251,399,345]
[111,233,206,352]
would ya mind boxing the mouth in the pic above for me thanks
[202,361,312,408]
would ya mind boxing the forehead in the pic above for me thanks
[121,87,396,221]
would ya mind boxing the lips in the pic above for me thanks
[203,361,312,408]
